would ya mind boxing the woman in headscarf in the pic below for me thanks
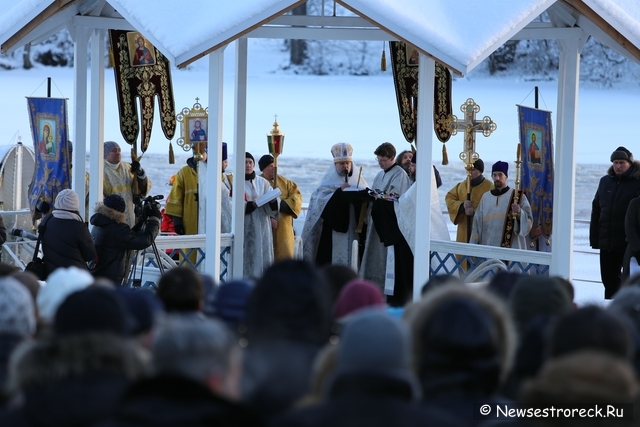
[39,189,96,279]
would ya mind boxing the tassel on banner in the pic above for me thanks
[381,42,387,72]
[442,143,449,165]
[169,141,175,164]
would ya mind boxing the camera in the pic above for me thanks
[138,194,163,221]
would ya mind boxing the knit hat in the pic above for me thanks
[212,279,254,329]
[610,146,633,163]
[336,309,418,392]
[334,279,385,320]
[54,286,130,336]
[116,288,163,335]
[36,266,94,322]
[245,152,255,163]
[473,159,485,173]
[54,189,79,211]
[331,143,353,163]
[508,276,572,331]
[258,154,274,171]
[104,194,126,213]
[104,141,119,158]
[0,277,36,337]
[492,161,508,176]
[222,142,228,161]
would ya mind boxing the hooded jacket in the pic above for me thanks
[39,213,96,278]
[590,161,640,251]
[89,203,160,286]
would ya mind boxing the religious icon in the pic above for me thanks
[189,118,207,142]
[38,120,56,155]
[527,130,542,164]
[405,44,419,67]
[127,32,156,67]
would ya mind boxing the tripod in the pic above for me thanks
[128,219,165,288]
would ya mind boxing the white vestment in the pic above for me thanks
[301,163,367,267]
[244,176,276,279]
[359,164,412,289]
[222,173,233,234]
[470,188,533,249]
[397,168,455,276]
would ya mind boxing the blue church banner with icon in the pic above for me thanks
[27,97,71,222]
[518,105,554,240]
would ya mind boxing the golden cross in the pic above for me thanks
[449,98,497,171]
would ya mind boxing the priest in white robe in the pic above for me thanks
[359,142,412,307]
[243,152,278,279]
[470,161,533,250]
[301,143,368,268]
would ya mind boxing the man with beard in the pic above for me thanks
[445,159,492,243]
[258,154,302,260]
[302,143,368,267]
[469,161,532,249]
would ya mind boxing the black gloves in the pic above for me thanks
[146,202,162,221]
[130,160,145,177]
[172,216,185,235]
[268,199,278,211]
[245,202,257,215]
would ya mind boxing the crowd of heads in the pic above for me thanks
[0,259,638,426]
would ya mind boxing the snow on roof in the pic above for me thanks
[0,0,53,46]
[585,0,640,48]
[337,0,555,73]
[109,0,300,67]
[2,0,640,73]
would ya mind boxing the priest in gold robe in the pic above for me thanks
[258,154,303,260]
[445,159,493,243]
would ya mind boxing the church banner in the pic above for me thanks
[109,30,176,157]
[27,97,71,222]
[518,105,553,239]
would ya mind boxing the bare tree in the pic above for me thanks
[290,4,307,66]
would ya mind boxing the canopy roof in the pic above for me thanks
[1,0,640,75]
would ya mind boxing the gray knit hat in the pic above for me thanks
[335,308,420,397]
[610,146,633,164]
[0,277,36,337]
[104,141,120,158]
[54,189,79,212]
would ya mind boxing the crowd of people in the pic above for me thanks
[0,259,639,426]
[2,136,640,425]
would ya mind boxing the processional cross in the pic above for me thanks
[449,98,497,240]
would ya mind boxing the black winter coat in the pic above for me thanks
[38,214,96,278]
[90,203,159,286]
[590,163,640,251]
[95,375,265,427]
[273,373,462,427]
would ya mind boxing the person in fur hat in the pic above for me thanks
[89,194,161,286]
[590,146,640,299]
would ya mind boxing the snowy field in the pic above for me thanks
[2,38,638,305]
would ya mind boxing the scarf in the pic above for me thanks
[52,209,83,222]
[245,171,256,182]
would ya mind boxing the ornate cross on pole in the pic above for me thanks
[448,98,497,241]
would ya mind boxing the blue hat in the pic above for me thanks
[104,194,126,213]
[222,142,228,161]
[212,279,253,330]
[492,161,508,176]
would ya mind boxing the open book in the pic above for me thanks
[255,187,282,207]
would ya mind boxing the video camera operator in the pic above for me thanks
[89,194,161,286]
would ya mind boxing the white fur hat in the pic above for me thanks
[36,266,94,323]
